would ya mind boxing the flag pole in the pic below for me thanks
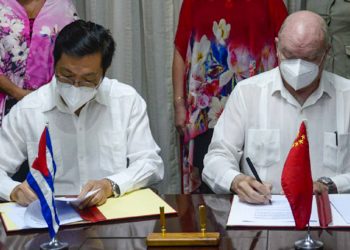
[40,236,69,250]
[294,223,323,250]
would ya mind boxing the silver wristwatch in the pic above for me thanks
[317,177,338,194]
[108,179,120,197]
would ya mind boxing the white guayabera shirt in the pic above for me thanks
[203,68,350,194]
[0,77,164,201]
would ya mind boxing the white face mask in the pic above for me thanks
[280,59,319,91]
[56,81,98,113]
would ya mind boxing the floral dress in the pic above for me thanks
[175,0,288,193]
[0,0,77,125]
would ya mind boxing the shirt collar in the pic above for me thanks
[94,77,109,106]
[271,67,334,103]
[42,76,109,113]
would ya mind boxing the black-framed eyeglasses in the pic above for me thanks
[55,75,101,88]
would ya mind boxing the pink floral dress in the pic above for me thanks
[0,0,77,125]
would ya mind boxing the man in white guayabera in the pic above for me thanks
[203,11,350,203]
[0,20,164,208]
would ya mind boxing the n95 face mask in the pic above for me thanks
[56,81,98,113]
[280,59,319,91]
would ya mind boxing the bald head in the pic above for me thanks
[277,11,329,61]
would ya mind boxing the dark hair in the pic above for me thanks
[54,20,116,74]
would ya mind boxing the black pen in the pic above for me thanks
[335,131,338,146]
[246,157,272,205]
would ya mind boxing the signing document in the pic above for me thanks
[227,195,350,228]
[0,188,176,232]
[0,189,99,230]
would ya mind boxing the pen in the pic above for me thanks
[335,131,338,146]
[246,157,272,205]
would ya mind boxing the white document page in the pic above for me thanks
[329,194,350,226]
[56,188,100,207]
[23,189,100,228]
[24,199,82,228]
[0,203,29,229]
[227,195,319,227]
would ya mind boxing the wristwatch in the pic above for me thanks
[317,177,338,194]
[107,179,120,197]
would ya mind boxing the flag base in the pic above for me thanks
[40,237,68,250]
[294,233,323,250]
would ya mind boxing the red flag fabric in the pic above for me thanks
[281,122,313,229]
[32,127,50,177]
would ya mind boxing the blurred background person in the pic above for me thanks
[0,0,77,181]
[0,0,78,126]
[173,0,288,193]
[287,0,350,79]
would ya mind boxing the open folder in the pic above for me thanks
[0,188,177,233]
[227,193,350,229]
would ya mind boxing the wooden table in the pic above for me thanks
[1,194,349,249]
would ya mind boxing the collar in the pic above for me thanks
[42,77,109,113]
[271,67,334,107]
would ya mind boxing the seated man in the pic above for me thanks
[0,20,164,208]
[202,11,350,203]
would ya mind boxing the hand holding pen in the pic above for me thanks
[245,157,272,204]
[230,157,272,204]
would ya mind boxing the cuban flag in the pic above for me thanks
[26,126,60,239]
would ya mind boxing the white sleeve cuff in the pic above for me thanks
[0,179,21,201]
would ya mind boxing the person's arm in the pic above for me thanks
[0,105,34,202]
[79,93,164,208]
[330,174,350,193]
[110,94,164,193]
[172,48,187,135]
[202,87,246,193]
[0,75,31,101]
[202,86,271,203]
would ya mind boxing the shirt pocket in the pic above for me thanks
[98,131,126,174]
[26,139,63,178]
[324,132,350,173]
[246,129,280,168]
[338,134,350,173]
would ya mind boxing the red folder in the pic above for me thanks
[316,190,332,228]
[77,206,106,222]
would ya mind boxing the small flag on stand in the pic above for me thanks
[26,126,60,239]
[281,121,313,229]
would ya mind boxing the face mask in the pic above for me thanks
[279,59,319,91]
[56,81,98,113]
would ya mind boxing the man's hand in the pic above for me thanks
[231,174,272,204]
[78,179,113,209]
[313,181,328,194]
[10,181,37,206]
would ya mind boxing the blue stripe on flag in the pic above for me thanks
[45,128,57,178]
[27,172,60,238]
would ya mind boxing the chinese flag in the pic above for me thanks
[281,122,313,229]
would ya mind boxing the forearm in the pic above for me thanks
[332,173,350,193]
[106,156,164,196]
[203,144,242,193]
[0,75,26,100]
[172,48,185,105]
[0,170,21,201]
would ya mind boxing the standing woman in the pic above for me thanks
[173,0,288,193]
[0,0,78,126]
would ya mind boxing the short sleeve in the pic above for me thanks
[174,0,192,60]
[268,0,288,36]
